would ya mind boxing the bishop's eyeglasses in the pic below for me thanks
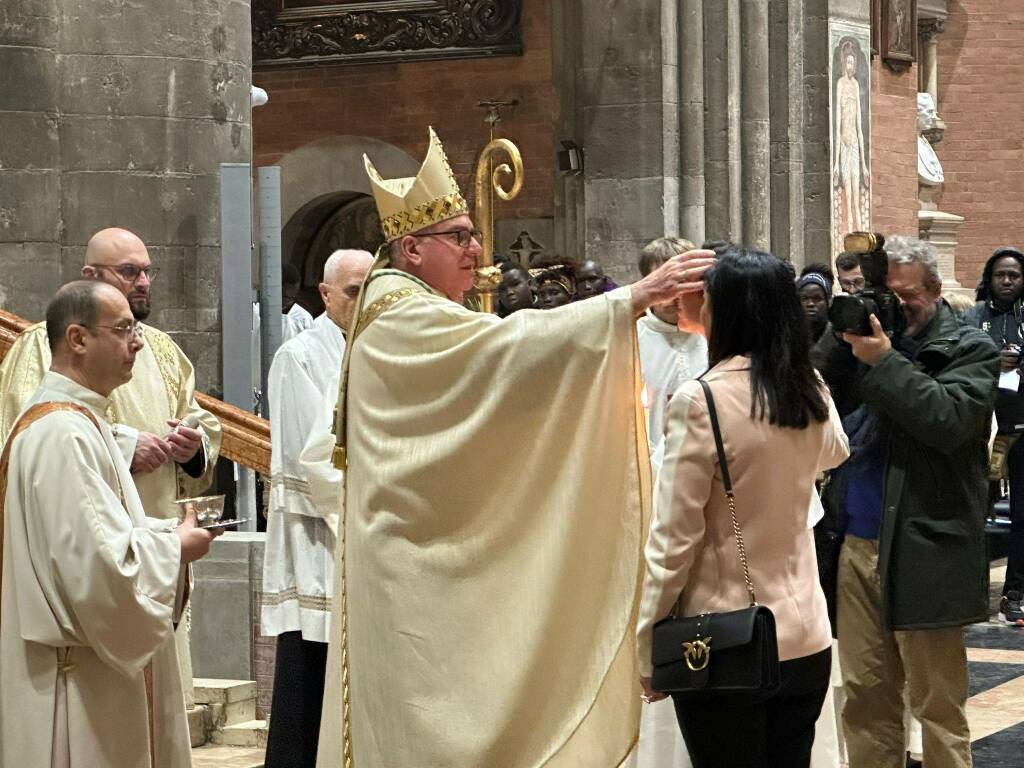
[407,229,483,248]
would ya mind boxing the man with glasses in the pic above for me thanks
[836,250,866,296]
[0,227,221,705]
[0,280,220,768]
[314,128,715,768]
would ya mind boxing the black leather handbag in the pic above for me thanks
[651,379,781,698]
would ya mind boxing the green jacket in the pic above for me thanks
[820,302,999,630]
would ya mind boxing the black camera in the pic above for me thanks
[828,232,906,337]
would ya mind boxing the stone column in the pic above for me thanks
[679,0,706,244]
[0,0,64,311]
[574,0,681,283]
[555,0,836,275]
[916,13,967,294]
[918,18,945,104]
[0,0,252,391]
[741,0,772,251]
[685,0,832,265]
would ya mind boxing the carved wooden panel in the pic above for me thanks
[253,0,523,69]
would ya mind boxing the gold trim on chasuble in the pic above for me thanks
[0,402,159,767]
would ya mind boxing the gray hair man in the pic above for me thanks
[817,235,999,767]
[262,249,374,768]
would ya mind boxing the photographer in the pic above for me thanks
[814,236,998,768]
[964,246,1024,627]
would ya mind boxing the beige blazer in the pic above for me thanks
[637,355,850,675]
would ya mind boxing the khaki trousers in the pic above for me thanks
[837,535,972,768]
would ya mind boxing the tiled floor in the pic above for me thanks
[191,560,1024,767]
[964,558,1024,766]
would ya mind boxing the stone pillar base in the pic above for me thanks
[919,208,970,296]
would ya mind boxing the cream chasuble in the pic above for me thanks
[316,271,650,768]
[0,372,190,768]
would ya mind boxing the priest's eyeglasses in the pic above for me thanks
[91,321,144,340]
[408,229,482,248]
[89,263,160,283]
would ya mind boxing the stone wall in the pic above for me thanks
[869,60,920,237]
[937,0,1024,287]
[0,0,252,391]
[252,0,555,227]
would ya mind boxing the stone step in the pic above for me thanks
[194,678,257,727]
[194,678,257,705]
[187,704,208,748]
[191,744,264,768]
[211,719,269,749]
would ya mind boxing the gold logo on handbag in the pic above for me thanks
[683,637,712,671]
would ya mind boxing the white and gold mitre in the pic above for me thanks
[364,127,469,243]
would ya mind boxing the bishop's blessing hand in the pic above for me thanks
[631,249,716,316]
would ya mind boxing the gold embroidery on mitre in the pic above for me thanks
[364,126,469,243]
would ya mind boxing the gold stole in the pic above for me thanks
[0,402,157,767]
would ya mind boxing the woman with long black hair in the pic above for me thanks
[636,246,850,767]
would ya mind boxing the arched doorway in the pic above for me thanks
[284,193,383,314]
[274,136,419,313]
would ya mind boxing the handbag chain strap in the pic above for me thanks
[699,379,758,607]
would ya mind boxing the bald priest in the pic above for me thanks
[0,282,219,768]
[314,128,713,768]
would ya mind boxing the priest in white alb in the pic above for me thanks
[315,128,715,768]
[0,281,219,768]
[0,227,222,701]
[262,249,373,768]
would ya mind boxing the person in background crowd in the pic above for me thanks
[576,259,617,299]
[282,263,314,341]
[638,246,849,768]
[816,236,998,768]
[964,246,1024,627]
[835,252,865,296]
[802,262,837,290]
[797,272,832,344]
[497,263,536,316]
[530,260,577,309]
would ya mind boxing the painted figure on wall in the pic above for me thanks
[890,0,912,55]
[831,35,871,252]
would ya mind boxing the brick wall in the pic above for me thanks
[937,0,1024,287]
[252,0,554,221]
[870,60,920,237]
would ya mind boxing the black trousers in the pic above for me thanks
[673,647,832,768]
[264,631,329,768]
[1005,438,1024,594]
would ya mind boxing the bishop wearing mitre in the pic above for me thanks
[0,281,218,768]
[315,128,713,768]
